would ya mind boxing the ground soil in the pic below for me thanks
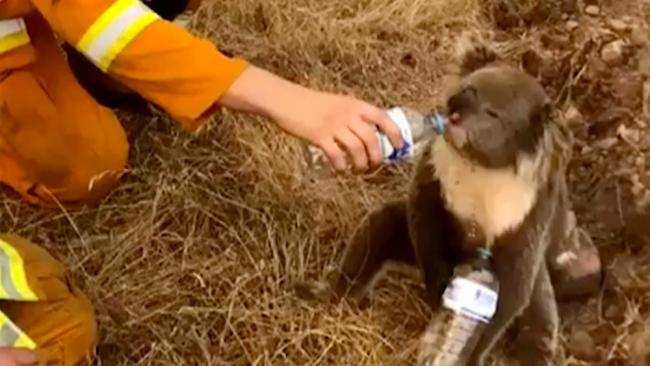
[2,0,650,365]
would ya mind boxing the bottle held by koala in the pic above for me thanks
[419,247,499,366]
[302,106,447,177]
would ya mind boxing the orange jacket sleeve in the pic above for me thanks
[29,0,249,130]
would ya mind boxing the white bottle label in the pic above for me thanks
[381,107,414,161]
[441,277,498,324]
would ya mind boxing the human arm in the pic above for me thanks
[29,0,402,173]
[0,348,41,366]
[218,65,403,172]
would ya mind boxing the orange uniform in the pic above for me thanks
[0,233,96,365]
[0,0,249,208]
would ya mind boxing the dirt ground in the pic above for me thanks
[3,0,650,365]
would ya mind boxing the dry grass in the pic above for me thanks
[2,0,650,365]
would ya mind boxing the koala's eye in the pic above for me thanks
[485,109,500,118]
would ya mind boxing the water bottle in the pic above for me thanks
[301,106,447,177]
[418,247,499,366]
[379,106,447,163]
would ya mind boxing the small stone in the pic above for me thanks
[635,156,645,167]
[585,5,600,16]
[601,40,626,66]
[604,304,623,320]
[595,137,618,149]
[566,20,579,31]
[569,330,598,360]
[631,27,649,47]
[581,145,593,155]
[617,124,640,143]
[608,19,629,32]
[565,105,583,126]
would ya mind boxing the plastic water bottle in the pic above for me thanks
[379,106,447,163]
[301,106,447,177]
[418,247,499,366]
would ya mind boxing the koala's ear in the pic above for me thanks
[531,99,554,126]
[459,45,501,76]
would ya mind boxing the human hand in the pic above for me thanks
[0,348,42,366]
[272,89,404,173]
[219,66,404,173]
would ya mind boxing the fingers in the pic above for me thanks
[348,119,382,169]
[334,128,369,172]
[361,105,403,151]
[319,139,348,173]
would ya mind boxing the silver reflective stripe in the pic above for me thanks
[0,320,20,347]
[0,18,26,37]
[0,247,22,299]
[77,0,159,71]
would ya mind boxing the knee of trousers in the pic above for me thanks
[0,234,98,366]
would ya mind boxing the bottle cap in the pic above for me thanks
[426,112,447,135]
[477,247,492,259]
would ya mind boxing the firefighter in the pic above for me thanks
[0,234,96,366]
[0,0,404,210]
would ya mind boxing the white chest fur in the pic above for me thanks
[430,138,539,244]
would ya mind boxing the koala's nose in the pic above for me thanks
[448,86,478,115]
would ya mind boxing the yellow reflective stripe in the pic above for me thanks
[98,11,158,69]
[0,18,30,54]
[14,332,36,349]
[0,239,38,301]
[76,0,160,72]
[0,311,35,349]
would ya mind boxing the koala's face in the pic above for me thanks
[443,65,552,169]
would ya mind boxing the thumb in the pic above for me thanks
[8,348,41,366]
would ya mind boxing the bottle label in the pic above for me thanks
[441,277,498,324]
[382,107,414,162]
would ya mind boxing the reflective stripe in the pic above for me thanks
[0,18,30,54]
[0,311,35,349]
[76,0,160,72]
[0,239,37,301]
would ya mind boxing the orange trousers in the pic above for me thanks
[0,234,97,366]
[0,4,248,209]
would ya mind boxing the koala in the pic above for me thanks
[294,44,603,366]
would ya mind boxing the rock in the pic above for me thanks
[565,105,583,126]
[569,330,599,361]
[601,40,626,66]
[631,27,649,47]
[612,74,643,109]
[636,155,645,167]
[566,20,579,31]
[604,304,623,320]
[617,124,641,144]
[581,145,593,155]
[608,19,628,32]
[585,5,600,16]
[595,137,618,149]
